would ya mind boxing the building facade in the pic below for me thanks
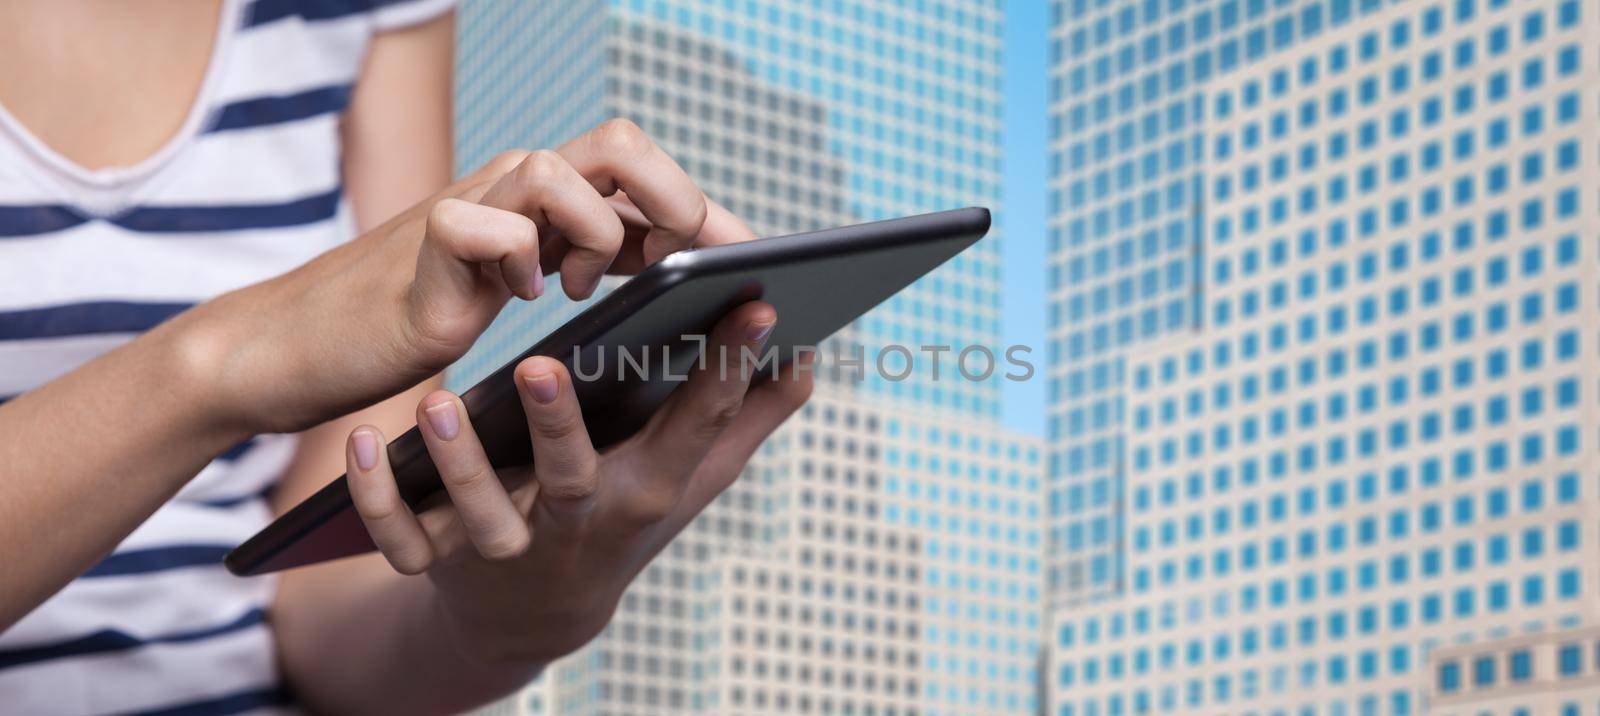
[699,393,1042,715]
[1046,0,1211,605]
[1429,628,1600,716]
[1049,0,1599,713]
[453,2,1037,714]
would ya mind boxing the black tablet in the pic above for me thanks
[225,207,990,575]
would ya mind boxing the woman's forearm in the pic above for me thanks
[267,14,540,710]
[0,314,250,629]
[273,557,541,714]
[269,382,539,715]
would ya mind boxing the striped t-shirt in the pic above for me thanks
[0,1,454,713]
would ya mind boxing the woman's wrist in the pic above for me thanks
[144,305,266,444]
[425,581,552,677]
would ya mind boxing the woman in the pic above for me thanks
[0,1,810,713]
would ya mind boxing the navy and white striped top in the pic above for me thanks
[0,1,453,713]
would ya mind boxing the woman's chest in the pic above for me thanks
[0,1,225,172]
[0,0,380,402]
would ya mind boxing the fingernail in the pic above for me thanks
[424,402,460,441]
[746,319,775,343]
[352,430,380,471]
[523,371,559,404]
[531,263,545,298]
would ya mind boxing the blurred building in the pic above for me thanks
[1429,628,1600,716]
[452,1,1037,715]
[698,394,1042,715]
[1049,0,1599,713]
[1044,0,1209,604]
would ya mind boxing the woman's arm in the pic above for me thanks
[271,392,534,716]
[2,82,707,653]
[340,10,455,232]
[0,18,743,716]
[268,310,812,716]
[267,18,804,714]
[0,321,255,628]
[269,14,540,712]
[0,13,460,632]
[289,7,455,495]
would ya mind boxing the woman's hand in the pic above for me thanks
[172,118,748,436]
[342,302,812,665]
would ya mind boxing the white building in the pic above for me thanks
[1049,0,1600,713]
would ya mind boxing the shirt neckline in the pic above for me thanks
[0,0,243,217]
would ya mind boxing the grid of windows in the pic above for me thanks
[1430,629,1600,715]
[1050,0,1598,713]
[709,395,1042,716]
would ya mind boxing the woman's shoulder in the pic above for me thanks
[215,0,457,111]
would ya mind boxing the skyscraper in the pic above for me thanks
[698,393,1042,715]
[452,2,1038,714]
[1048,0,1598,712]
[1044,0,1211,605]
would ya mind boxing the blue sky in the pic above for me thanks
[1000,0,1048,437]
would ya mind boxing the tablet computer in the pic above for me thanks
[225,206,990,575]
